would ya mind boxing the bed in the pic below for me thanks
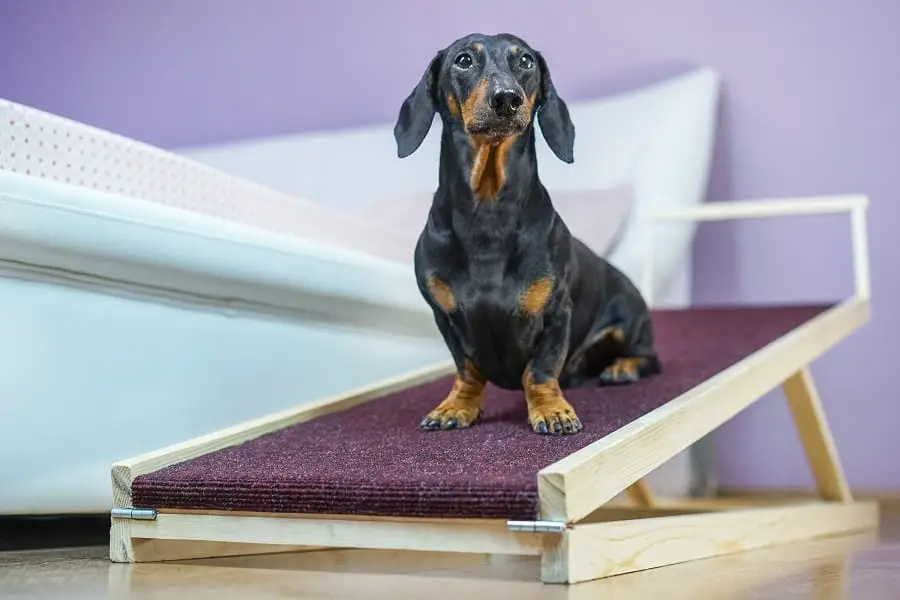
[0,67,721,514]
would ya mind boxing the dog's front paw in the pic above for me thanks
[523,372,583,435]
[420,374,485,431]
[420,403,484,430]
[598,357,644,385]
[528,400,582,435]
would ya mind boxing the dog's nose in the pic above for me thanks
[490,89,524,117]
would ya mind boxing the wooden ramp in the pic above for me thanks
[109,195,876,584]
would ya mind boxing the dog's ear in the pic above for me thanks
[536,51,575,164]
[394,52,443,158]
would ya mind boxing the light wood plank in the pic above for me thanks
[537,297,869,523]
[541,500,879,584]
[782,367,853,502]
[131,539,317,562]
[718,487,900,511]
[127,512,544,560]
[94,529,873,599]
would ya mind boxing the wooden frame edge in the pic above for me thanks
[126,511,545,559]
[537,296,869,523]
[717,487,900,510]
[110,498,879,587]
[541,500,879,584]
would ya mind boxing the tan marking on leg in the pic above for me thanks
[596,326,626,344]
[519,277,555,316]
[426,276,456,312]
[600,357,646,383]
[563,325,626,377]
[422,360,486,429]
[522,365,582,435]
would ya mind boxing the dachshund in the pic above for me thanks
[393,32,660,435]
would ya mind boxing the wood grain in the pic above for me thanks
[542,501,879,584]
[129,511,544,557]
[783,367,853,502]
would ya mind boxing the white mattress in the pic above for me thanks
[0,100,450,513]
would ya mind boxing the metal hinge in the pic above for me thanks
[506,520,566,534]
[110,507,158,521]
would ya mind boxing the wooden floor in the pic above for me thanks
[2,509,899,599]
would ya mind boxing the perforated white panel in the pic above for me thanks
[0,98,412,263]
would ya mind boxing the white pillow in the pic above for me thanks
[550,185,634,257]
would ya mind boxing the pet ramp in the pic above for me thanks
[109,195,876,584]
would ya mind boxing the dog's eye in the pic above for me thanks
[519,53,535,70]
[454,53,473,69]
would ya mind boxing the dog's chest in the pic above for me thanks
[455,268,518,312]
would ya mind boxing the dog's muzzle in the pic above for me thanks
[490,88,524,118]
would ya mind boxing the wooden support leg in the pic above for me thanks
[625,479,655,508]
[782,367,853,502]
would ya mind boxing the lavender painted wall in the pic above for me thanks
[2,1,898,490]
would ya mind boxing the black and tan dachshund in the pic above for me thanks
[393,32,661,436]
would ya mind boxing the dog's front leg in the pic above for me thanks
[420,311,486,431]
[522,300,583,435]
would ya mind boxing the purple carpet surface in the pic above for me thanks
[132,304,831,520]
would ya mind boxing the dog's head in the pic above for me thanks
[393,33,575,164]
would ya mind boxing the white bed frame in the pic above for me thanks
[0,67,720,514]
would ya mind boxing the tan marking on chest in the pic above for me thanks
[426,276,457,312]
[519,277,555,315]
[469,135,517,201]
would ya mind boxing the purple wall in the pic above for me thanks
[2,1,899,490]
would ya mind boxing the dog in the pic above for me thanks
[393,33,661,436]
